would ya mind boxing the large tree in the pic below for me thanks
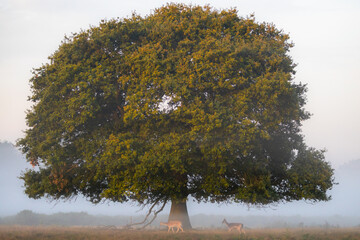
[18,4,334,229]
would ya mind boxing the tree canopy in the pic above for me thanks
[18,3,334,221]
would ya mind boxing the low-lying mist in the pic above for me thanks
[1,210,360,228]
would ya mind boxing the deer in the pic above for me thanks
[222,219,245,234]
[160,220,184,233]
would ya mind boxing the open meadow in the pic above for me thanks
[1,226,360,240]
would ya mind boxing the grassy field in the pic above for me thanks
[1,226,360,240]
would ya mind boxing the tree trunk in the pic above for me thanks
[168,199,192,229]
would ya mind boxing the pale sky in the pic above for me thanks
[1,0,359,170]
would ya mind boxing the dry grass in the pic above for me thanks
[0,226,360,240]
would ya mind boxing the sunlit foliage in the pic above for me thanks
[18,4,334,208]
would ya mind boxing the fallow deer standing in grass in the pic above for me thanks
[222,219,245,234]
[160,220,184,233]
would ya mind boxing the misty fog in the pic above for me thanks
[1,141,360,227]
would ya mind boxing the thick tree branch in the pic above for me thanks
[125,198,167,229]
[140,198,168,229]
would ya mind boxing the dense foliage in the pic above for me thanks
[18,4,334,209]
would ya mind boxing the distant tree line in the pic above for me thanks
[0,210,143,226]
[1,210,360,228]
